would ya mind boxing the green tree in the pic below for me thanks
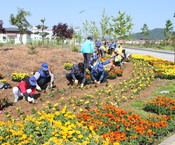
[9,8,31,44]
[140,24,150,39]
[164,19,173,40]
[111,11,133,39]
[82,20,90,38]
[35,18,49,45]
[99,9,111,40]
[89,21,100,39]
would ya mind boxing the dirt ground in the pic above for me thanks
[0,45,168,122]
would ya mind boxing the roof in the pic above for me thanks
[5,27,32,34]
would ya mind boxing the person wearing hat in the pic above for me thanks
[90,63,108,84]
[89,53,101,72]
[34,62,54,91]
[66,62,86,88]
[12,76,37,103]
[80,36,95,69]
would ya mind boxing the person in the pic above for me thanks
[108,41,116,55]
[80,36,95,69]
[102,51,123,70]
[90,63,108,84]
[95,39,102,55]
[89,53,101,72]
[12,76,37,103]
[66,62,86,88]
[122,49,132,62]
[34,62,54,91]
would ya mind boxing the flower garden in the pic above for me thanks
[1,54,175,145]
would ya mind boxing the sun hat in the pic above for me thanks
[97,63,104,72]
[29,76,36,87]
[42,62,49,71]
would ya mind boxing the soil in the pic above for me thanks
[0,45,169,122]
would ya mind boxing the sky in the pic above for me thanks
[1,0,175,33]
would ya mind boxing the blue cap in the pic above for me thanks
[87,36,93,40]
[29,76,36,86]
[97,64,104,72]
[42,63,49,71]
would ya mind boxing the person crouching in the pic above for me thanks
[12,76,37,103]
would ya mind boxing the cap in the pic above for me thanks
[97,63,104,72]
[29,76,36,87]
[87,36,93,40]
[42,63,49,71]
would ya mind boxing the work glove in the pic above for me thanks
[36,85,41,91]
[81,84,84,88]
[94,80,97,83]
[74,79,78,84]
[27,97,35,103]
[97,81,100,84]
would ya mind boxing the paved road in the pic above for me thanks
[126,47,175,62]
[126,47,175,145]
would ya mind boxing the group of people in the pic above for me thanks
[12,62,54,103]
[66,36,132,89]
[11,36,131,105]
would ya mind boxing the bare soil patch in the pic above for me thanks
[0,45,169,121]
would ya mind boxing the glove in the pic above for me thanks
[36,85,41,91]
[74,80,78,84]
[81,84,84,88]
[27,96,35,103]
[26,89,32,94]
[94,80,97,83]
[97,81,100,84]
[50,83,53,88]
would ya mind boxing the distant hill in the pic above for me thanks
[130,28,166,40]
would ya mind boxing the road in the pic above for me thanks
[126,47,175,62]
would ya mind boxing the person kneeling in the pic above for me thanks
[34,62,55,91]
[90,63,108,84]
[66,62,86,88]
[12,76,37,103]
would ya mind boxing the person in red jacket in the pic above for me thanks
[12,76,37,103]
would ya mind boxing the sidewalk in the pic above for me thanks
[158,134,175,145]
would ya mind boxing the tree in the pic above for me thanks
[140,24,150,39]
[89,21,100,39]
[111,11,133,39]
[99,9,111,40]
[0,20,6,33]
[9,8,31,44]
[35,18,49,45]
[164,20,173,40]
[52,23,74,44]
[82,20,90,38]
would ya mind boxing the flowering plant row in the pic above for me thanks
[11,72,29,82]
[131,54,175,79]
[77,104,175,144]
[144,96,175,115]
[0,106,111,145]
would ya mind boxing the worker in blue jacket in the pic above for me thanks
[90,63,108,84]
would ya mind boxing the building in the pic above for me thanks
[0,27,32,44]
